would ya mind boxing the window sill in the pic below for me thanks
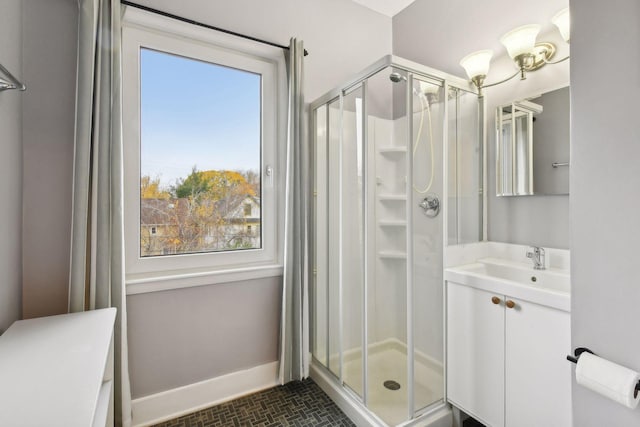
[125,264,283,295]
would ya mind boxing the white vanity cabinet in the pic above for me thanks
[447,282,505,427]
[446,280,571,427]
[0,308,117,427]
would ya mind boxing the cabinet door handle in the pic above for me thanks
[506,300,516,309]
[491,296,501,305]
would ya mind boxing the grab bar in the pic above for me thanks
[0,62,26,92]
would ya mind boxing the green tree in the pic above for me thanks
[174,166,211,199]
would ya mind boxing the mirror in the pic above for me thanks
[496,86,569,196]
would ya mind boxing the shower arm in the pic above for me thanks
[0,62,26,92]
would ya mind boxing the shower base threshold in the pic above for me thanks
[310,360,451,427]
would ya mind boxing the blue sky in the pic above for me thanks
[141,48,261,187]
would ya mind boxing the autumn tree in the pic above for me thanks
[175,168,256,201]
[140,168,260,255]
[141,175,171,199]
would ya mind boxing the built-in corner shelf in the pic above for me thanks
[378,146,407,155]
[378,251,407,260]
[378,193,407,202]
[378,220,407,227]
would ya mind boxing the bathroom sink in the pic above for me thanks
[445,258,570,312]
[461,260,570,293]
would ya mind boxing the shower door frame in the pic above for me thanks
[310,54,480,426]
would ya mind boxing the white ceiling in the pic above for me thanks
[350,0,418,17]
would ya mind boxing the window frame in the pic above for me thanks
[122,8,285,281]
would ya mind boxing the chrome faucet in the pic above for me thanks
[526,246,546,270]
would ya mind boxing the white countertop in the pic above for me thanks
[0,308,116,427]
[445,259,570,312]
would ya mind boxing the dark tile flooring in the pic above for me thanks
[463,417,485,427]
[152,378,355,427]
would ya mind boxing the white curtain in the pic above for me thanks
[279,38,310,383]
[69,0,131,425]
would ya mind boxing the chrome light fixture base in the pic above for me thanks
[470,74,486,93]
[525,42,556,71]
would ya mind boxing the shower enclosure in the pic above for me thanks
[310,56,483,426]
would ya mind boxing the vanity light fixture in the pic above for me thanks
[459,50,493,91]
[460,7,570,95]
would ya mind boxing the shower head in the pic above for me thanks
[389,72,407,83]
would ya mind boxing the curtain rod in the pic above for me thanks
[120,1,308,56]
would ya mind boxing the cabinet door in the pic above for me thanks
[447,282,505,427]
[505,298,571,427]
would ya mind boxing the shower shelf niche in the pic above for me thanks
[378,146,407,154]
[378,220,407,227]
[378,194,407,201]
[378,251,407,260]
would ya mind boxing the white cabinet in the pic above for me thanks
[504,296,571,427]
[0,308,116,427]
[447,282,505,427]
[446,281,571,427]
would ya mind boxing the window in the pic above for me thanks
[138,48,261,256]
[123,9,284,277]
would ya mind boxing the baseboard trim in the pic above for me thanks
[131,361,279,427]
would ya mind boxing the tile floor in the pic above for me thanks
[152,378,355,427]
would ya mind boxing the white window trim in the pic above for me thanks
[122,8,286,287]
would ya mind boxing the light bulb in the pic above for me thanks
[459,50,493,80]
[552,8,570,43]
[500,24,541,59]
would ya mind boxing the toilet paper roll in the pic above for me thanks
[576,352,640,409]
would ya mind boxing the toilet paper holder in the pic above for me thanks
[567,347,640,398]
[566,347,594,364]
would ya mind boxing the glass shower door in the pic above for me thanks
[341,85,365,398]
[410,76,445,414]
[309,59,481,427]
[312,105,328,367]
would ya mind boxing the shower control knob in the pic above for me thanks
[419,193,440,218]
[491,296,501,305]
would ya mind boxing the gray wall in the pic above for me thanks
[0,0,23,333]
[571,0,640,425]
[22,0,77,319]
[123,0,391,398]
[128,277,281,397]
[393,0,570,249]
